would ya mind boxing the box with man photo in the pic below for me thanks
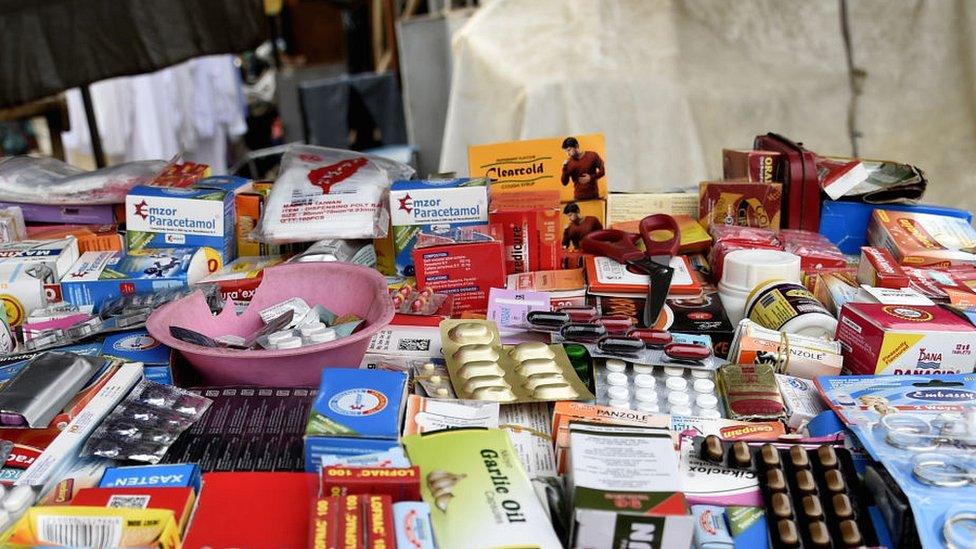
[468,133,608,203]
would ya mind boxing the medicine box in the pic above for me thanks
[819,200,972,255]
[101,330,174,385]
[413,240,506,314]
[125,182,237,262]
[0,237,80,280]
[99,463,202,494]
[389,177,489,277]
[835,303,976,375]
[60,248,220,311]
[868,209,976,267]
[304,369,407,472]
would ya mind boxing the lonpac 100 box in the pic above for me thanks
[835,302,976,375]
[388,177,489,277]
[126,182,238,262]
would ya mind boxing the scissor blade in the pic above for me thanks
[629,259,674,327]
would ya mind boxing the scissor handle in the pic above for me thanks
[580,229,645,263]
[639,214,680,257]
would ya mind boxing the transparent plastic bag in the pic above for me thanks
[0,156,166,205]
[252,145,415,243]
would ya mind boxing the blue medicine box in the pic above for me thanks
[101,330,174,385]
[303,368,407,472]
[99,463,202,493]
[819,200,973,255]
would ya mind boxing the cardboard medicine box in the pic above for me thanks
[304,369,407,472]
[835,303,976,375]
[868,209,976,267]
[125,182,237,262]
[389,177,489,277]
[413,241,506,314]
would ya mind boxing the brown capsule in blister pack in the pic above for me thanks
[832,493,854,519]
[825,468,846,493]
[801,495,823,520]
[776,519,801,547]
[771,492,793,519]
[840,519,863,546]
[765,469,787,492]
[817,445,838,469]
[789,445,809,469]
[760,444,781,468]
[731,441,752,468]
[703,435,724,463]
[808,521,831,547]
[795,470,817,494]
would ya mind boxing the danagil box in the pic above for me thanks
[126,181,238,262]
[304,369,407,472]
[835,303,976,375]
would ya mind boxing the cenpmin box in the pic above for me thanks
[126,181,238,262]
[388,177,489,277]
[304,369,407,472]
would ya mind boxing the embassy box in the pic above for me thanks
[388,177,489,277]
[126,179,241,263]
[304,369,407,472]
[835,303,976,375]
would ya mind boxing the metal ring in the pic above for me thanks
[912,454,973,488]
[944,511,976,549]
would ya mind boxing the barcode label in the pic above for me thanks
[37,515,123,547]
[398,338,430,351]
[107,494,151,509]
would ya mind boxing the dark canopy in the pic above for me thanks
[0,0,267,108]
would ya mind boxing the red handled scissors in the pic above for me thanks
[581,214,680,327]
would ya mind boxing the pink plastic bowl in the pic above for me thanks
[146,262,394,386]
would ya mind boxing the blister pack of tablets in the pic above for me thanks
[81,380,212,464]
[411,360,457,399]
[594,358,723,417]
[439,320,593,403]
[390,284,448,316]
[693,436,879,549]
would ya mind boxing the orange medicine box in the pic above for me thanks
[867,209,976,267]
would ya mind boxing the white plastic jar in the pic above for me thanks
[718,249,801,324]
[743,280,838,338]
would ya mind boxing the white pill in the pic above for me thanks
[670,406,694,416]
[664,366,685,377]
[448,322,494,344]
[693,379,716,393]
[306,329,337,344]
[608,399,632,409]
[429,375,443,384]
[605,359,627,373]
[3,486,33,514]
[267,330,294,345]
[635,388,658,403]
[632,364,654,375]
[700,408,723,419]
[637,401,660,413]
[634,374,656,388]
[509,341,555,362]
[300,323,327,337]
[458,361,505,379]
[665,377,688,392]
[453,344,500,364]
[533,384,578,400]
[668,391,690,406]
[607,385,630,400]
[421,362,436,372]
[691,369,713,379]
[274,336,302,349]
[435,387,450,397]
[516,358,562,377]
[606,372,629,386]
[696,394,719,409]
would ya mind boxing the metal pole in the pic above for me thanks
[79,85,106,168]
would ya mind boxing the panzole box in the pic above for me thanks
[99,463,202,493]
[60,248,220,310]
[470,133,607,203]
[835,303,976,375]
[413,241,506,314]
[390,177,489,277]
[868,209,976,267]
[126,183,237,262]
[304,369,408,472]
